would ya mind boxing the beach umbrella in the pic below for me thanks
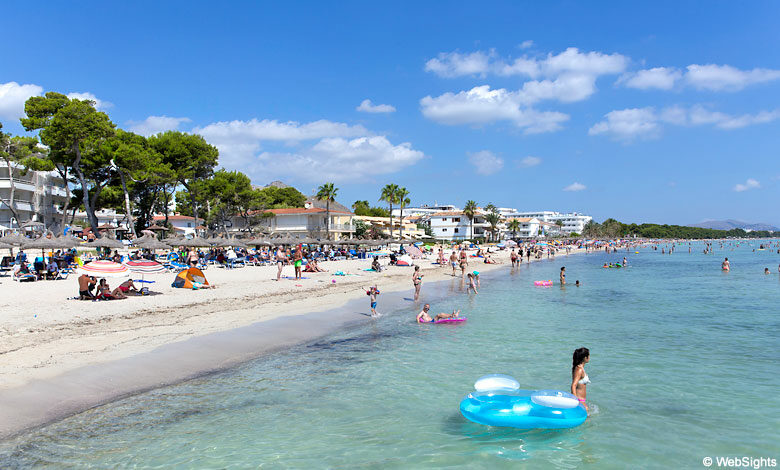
[56,234,83,249]
[0,232,28,246]
[132,235,171,250]
[226,237,248,249]
[89,236,125,249]
[0,240,12,250]
[145,224,167,232]
[23,235,71,251]
[249,237,272,246]
[22,220,45,230]
[162,235,183,244]
[176,236,212,247]
[77,260,131,278]
[124,259,166,275]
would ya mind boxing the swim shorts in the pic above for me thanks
[371,301,377,308]
[294,260,302,267]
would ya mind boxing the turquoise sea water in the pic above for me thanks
[2,241,779,469]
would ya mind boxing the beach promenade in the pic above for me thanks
[0,246,582,438]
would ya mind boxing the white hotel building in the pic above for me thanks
[0,163,68,231]
[507,211,592,235]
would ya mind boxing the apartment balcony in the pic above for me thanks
[0,180,36,193]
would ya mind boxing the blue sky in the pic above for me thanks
[2,1,779,225]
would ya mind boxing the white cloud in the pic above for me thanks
[425,47,628,80]
[421,47,627,131]
[252,136,425,183]
[617,67,682,90]
[733,178,760,192]
[518,40,534,50]
[195,118,369,164]
[588,107,660,141]
[468,150,504,175]
[193,118,423,182]
[519,156,542,167]
[127,115,192,136]
[419,85,569,133]
[66,92,112,110]
[685,64,780,91]
[590,105,780,141]
[356,99,396,113]
[0,81,43,121]
[563,182,586,192]
[425,50,495,78]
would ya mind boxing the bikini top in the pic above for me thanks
[578,373,591,385]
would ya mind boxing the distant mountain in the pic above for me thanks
[689,219,780,232]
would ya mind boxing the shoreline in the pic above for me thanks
[0,248,584,440]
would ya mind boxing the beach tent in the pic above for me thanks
[171,267,210,289]
[396,254,413,266]
[405,244,424,259]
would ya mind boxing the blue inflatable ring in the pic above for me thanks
[460,375,587,429]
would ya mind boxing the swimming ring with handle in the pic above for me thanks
[460,375,586,429]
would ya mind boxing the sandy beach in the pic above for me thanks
[0,247,588,438]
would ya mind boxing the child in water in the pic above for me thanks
[466,272,478,294]
[365,285,380,317]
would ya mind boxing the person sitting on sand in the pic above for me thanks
[97,278,127,300]
[117,279,139,295]
[77,274,96,299]
[417,304,460,323]
[371,256,382,273]
[46,259,59,279]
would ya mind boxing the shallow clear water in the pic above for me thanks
[2,241,779,469]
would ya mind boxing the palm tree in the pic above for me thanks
[379,183,399,238]
[507,218,521,240]
[554,219,564,238]
[316,182,338,240]
[463,200,478,241]
[397,187,409,239]
[484,211,501,242]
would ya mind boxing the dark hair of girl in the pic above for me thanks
[572,347,590,373]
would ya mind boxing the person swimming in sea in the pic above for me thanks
[571,347,590,412]
[416,303,459,323]
[765,268,770,275]
[722,257,730,271]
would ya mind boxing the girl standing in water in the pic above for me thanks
[571,347,590,411]
[412,265,424,301]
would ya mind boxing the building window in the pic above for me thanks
[441,218,447,221]
[454,228,459,233]
[453,217,460,222]
[187,222,192,227]
[442,228,448,232]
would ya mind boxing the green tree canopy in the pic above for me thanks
[21,92,116,235]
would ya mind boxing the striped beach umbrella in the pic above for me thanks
[124,259,166,274]
[77,260,131,278]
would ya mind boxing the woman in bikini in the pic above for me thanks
[571,347,590,411]
[412,265,423,301]
[275,246,286,281]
